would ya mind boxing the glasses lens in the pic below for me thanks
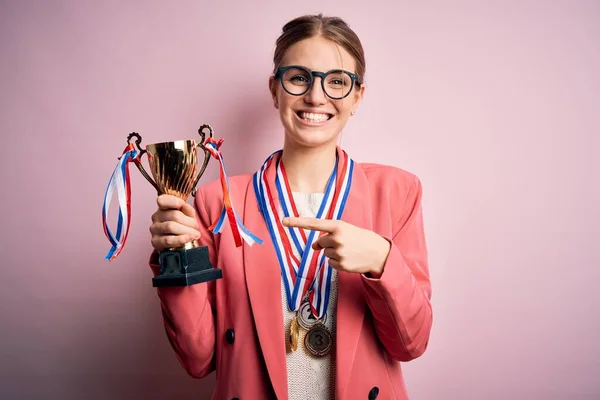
[281,67,311,95]
[323,71,354,99]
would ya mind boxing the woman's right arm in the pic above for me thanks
[148,192,218,378]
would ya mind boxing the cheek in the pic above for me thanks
[278,97,299,117]
[333,101,352,117]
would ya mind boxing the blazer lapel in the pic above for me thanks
[242,172,288,400]
[335,157,372,399]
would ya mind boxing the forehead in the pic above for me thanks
[281,36,357,73]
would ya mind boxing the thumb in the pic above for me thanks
[180,202,198,219]
[312,236,325,251]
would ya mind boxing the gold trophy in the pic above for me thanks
[128,124,223,287]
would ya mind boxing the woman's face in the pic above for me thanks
[269,36,365,149]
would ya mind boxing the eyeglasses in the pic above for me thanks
[274,65,361,100]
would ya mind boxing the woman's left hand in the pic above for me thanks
[282,217,391,278]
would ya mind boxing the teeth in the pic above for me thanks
[299,112,330,122]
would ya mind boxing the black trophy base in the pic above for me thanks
[152,245,222,288]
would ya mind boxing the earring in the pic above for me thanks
[351,111,355,116]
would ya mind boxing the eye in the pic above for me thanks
[289,75,309,84]
[283,67,311,86]
[326,73,350,88]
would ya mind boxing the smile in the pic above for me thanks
[295,111,333,124]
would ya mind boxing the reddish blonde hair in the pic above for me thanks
[273,14,366,82]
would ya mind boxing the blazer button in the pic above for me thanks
[225,329,235,344]
[368,386,379,400]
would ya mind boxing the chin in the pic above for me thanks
[281,117,341,149]
[286,128,339,149]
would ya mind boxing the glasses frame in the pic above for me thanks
[274,65,362,100]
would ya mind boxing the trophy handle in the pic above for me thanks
[191,124,214,197]
[127,132,160,194]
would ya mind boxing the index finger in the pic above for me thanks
[282,217,339,233]
[157,194,186,211]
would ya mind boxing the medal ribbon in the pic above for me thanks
[204,137,262,247]
[102,143,139,261]
[309,158,353,317]
[253,149,354,318]
[253,151,298,300]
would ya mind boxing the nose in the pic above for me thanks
[304,77,328,106]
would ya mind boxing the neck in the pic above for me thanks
[281,141,337,193]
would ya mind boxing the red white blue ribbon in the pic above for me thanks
[102,143,139,261]
[204,137,262,247]
[253,149,354,318]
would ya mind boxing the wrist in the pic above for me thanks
[366,235,391,279]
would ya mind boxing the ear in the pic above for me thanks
[269,76,279,109]
[350,82,366,115]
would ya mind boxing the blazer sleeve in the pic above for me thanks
[149,188,218,378]
[361,175,433,362]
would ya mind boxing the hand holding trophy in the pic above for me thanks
[102,124,261,287]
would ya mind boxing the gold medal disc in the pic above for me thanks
[289,316,299,352]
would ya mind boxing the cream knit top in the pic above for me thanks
[278,192,338,400]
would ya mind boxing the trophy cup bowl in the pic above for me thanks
[128,124,223,287]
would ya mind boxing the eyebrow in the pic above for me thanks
[283,65,356,73]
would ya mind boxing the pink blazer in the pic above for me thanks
[149,160,433,400]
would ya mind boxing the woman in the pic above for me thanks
[148,14,432,400]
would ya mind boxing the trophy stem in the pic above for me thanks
[175,240,198,251]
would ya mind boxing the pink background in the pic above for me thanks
[1,1,598,399]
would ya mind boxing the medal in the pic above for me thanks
[289,316,299,352]
[297,299,332,357]
[304,323,332,357]
[297,298,326,330]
